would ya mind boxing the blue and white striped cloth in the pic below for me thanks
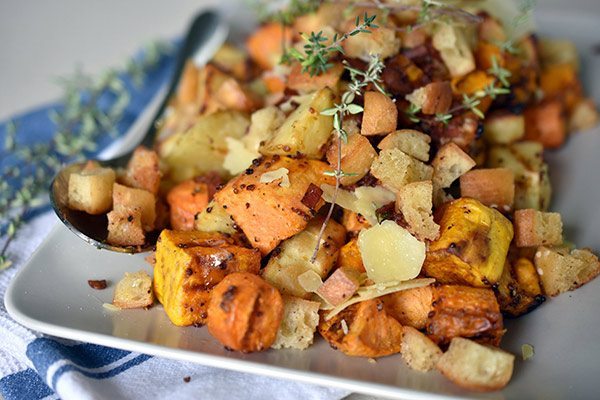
[0,42,350,400]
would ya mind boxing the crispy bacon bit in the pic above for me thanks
[88,279,107,290]
[301,183,324,210]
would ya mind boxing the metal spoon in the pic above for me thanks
[50,10,228,254]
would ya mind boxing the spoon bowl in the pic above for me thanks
[50,10,228,254]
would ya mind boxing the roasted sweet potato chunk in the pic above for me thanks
[246,23,291,70]
[426,285,504,347]
[383,285,433,330]
[208,272,284,352]
[166,175,220,231]
[524,100,566,149]
[318,299,404,358]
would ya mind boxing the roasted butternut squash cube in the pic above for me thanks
[423,198,514,287]
[214,156,335,254]
[153,230,261,326]
[495,258,545,317]
[426,285,504,347]
[337,238,366,273]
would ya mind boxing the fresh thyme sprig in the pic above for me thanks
[0,41,172,270]
[282,12,378,76]
[310,54,387,262]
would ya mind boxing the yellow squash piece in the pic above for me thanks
[423,198,513,287]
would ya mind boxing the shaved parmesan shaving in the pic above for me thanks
[298,270,323,293]
[224,137,261,175]
[323,278,434,320]
[341,319,349,335]
[260,168,290,188]
[320,184,395,225]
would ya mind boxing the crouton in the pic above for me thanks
[342,24,400,61]
[361,91,398,136]
[432,142,477,190]
[432,24,475,78]
[106,208,145,246]
[395,181,439,241]
[213,156,335,255]
[569,98,599,132]
[401,326,443,372]
[317,267,361,306]
[112,183,156,232]
[287,62,344,93]
[524,100,566,149]
[113,270,154,309]
[122,147,161,195]
[426,285,504,347]
[383,285,433,330]
[262,218,346,298]
[514,209,563,247]
[326,130,377,185]
[68,166,116,214]
[483,112,525,144]
[246,23,291,70]
[337,238,366,273]
[405,82,452,115]
[272,295,320,350]
[459,168,515,211]
[534,246,600,297]
[153,230,261,326]
[436,338,515,392]
[371,148,433,193]
[377,129,431,162]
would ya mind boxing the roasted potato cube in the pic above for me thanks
[68,166,115,214]
[318,299,404,358]
[534,246,600,297]
[326,130,377,186]
[432,24,475,78]
[514,209,563,247]
[459,168,515,212]
[361,91,398,136]
[383,285,432,330]
[288,63,344,93]
[495,258,545,317]
[208,272,284,352]
[426,285,504,347]
[158,111,250,183]
[262,218,346,298]
[569,98,599,132]
[338,238,366,273]
[113,270,154,309]
[166,178,216,231]
[436,338,514,392]
[424,198,514,287]
[243,106,285,152]
[122,146,161,195]
[370,148,433,193]
[405,82,452,115]
[272,295,320,350]
[524,100,566,149]
[378,129,431,162]
[261,88,335,158]
[214,156,335,254]
[317,267,361,306]
[483,112,525,144]
[401,326,442,372]
[246,23,291,70]
[112,183,156,232]
[194,199,238,235]
[396,181,439,241]
[153,230,261,326]
[106,208,145,246]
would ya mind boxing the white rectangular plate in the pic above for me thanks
[5,3,600,399]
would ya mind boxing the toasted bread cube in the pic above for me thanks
[272,295,320,350]
[342,24,400,60]
[326,131,377,186]
[214,156,335,255]
[534,246,600,297]
[378,129,431,162]
[432,24,475,78]
[317,267,361,306]
[436,338,514,392]
[113,183,156,232]
[396,181,439,241]
[405,82,452,115]
[432,142,477,190]
[371,149,433,193]
[262,218,346,298]
[113,270,154,309]
[383,285,432,330]
[459,168,515,211]
[288,63,344,93]
[483,112,525,144]
[167,178,213,231]
[194,200,238,235]
[569,98,599,132]
[426,285,504,347]
[361,91,398,136]
[337,238,366,273]
[107,208,145,246]
[524,100,566,149]
[153,230,261,326]
[122,147,161,195]
[424,198,514,287]
[401,326,443,372]
[68,167,116,214]
[514,209,563,247]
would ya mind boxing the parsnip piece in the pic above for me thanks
[358,220,426,284]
